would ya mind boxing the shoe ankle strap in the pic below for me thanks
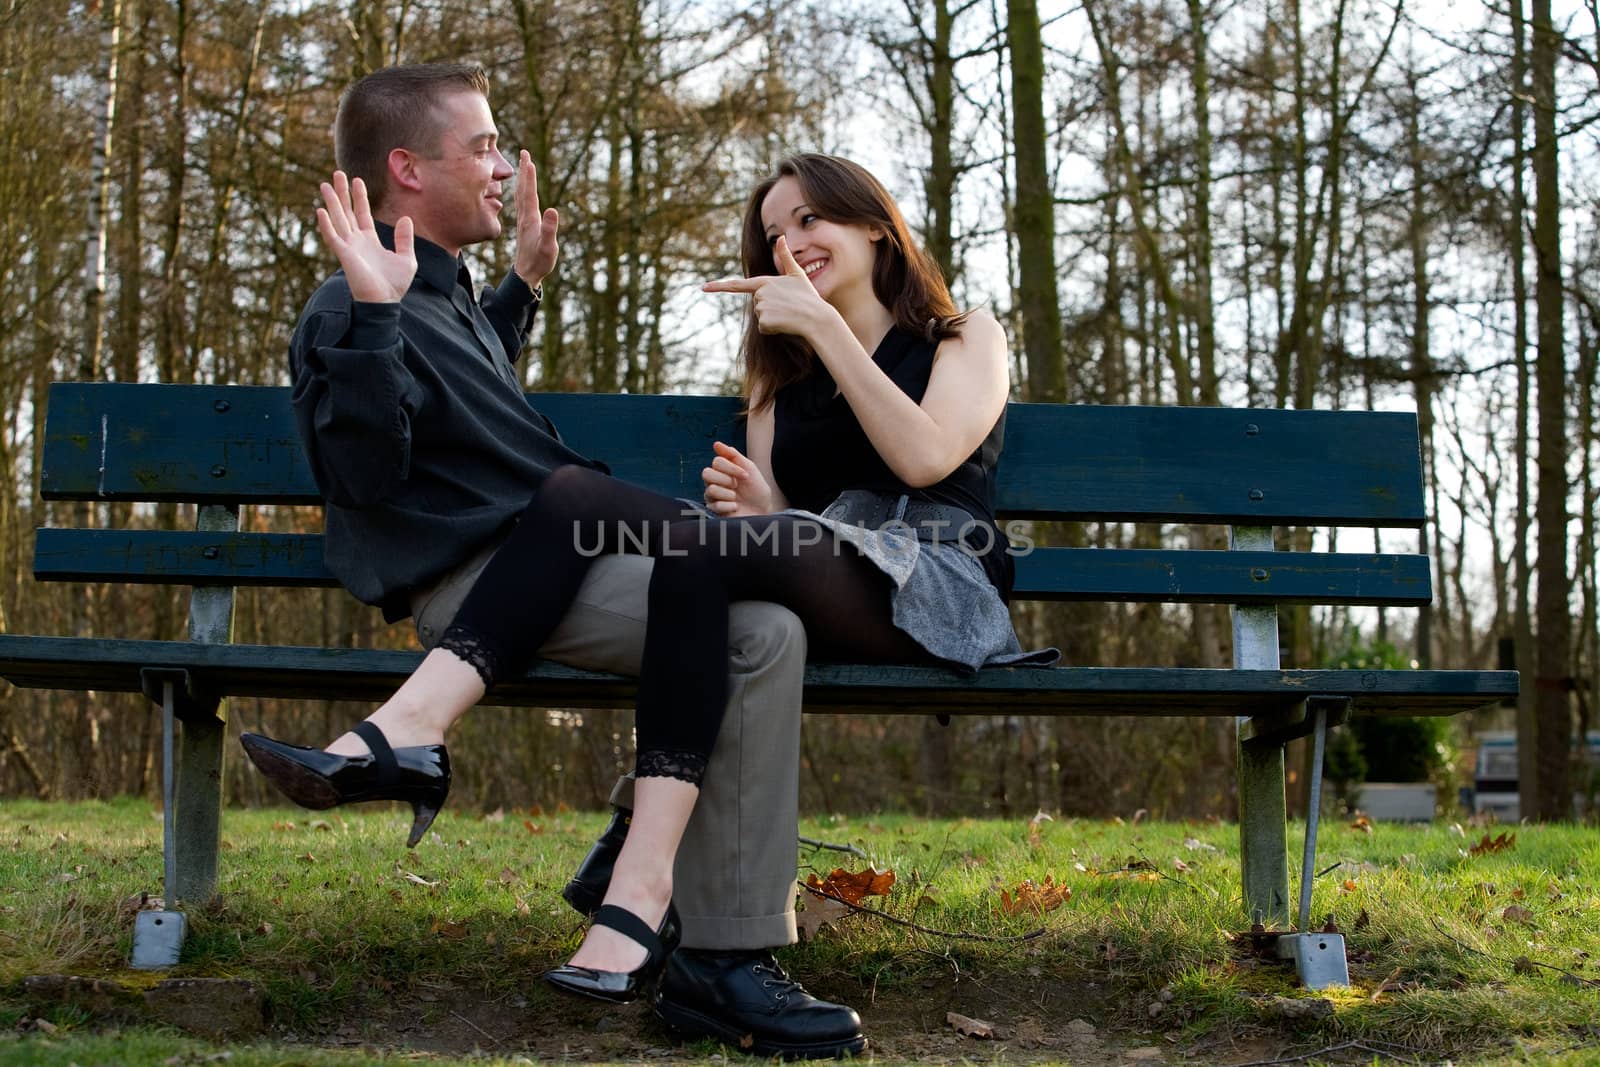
[352,721,399,789]
[593,904,663,956]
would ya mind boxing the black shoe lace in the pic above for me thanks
[753,958,801,1003]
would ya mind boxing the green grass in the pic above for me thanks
[2,798,1598,1065]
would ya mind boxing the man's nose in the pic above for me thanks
[492,149,514,179]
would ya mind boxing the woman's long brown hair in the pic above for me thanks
[738,154,968,413]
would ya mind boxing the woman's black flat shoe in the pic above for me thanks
[543,901,681,1004]
[239,721,450,848]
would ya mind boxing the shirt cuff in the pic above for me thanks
[348,301,402,350]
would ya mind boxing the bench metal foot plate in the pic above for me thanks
[130,909,187,969]
[1275,931,1350,989]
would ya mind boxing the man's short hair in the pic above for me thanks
[334,63,490,211]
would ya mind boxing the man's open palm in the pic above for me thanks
[316,171,416,304]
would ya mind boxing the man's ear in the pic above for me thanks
[388,147,423,194]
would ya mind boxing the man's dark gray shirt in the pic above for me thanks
[288,223,594,620]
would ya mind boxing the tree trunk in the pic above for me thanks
[926,0,958,287]
[1006,0,1064,402]
[1186,0,1216,404]
[1407,68,1435,671]
[1530,0,1571,820]
[84,0,121,381]
[1510,0,1540,818]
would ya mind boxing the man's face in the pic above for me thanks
[409,89,514,254]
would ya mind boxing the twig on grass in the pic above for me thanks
[801,884,1046,942]
[1233,1039,1429,1066]
[449,1010,502,1046]
[1428,917,1600,988]
[798,835,868,858]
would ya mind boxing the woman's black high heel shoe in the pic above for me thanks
[542,901,681,1004]
[239,721,450,848]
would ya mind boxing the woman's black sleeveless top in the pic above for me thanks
[769,326,1013,597]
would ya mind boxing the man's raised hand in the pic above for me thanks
[316,171,416,304]
[513,151,560,289]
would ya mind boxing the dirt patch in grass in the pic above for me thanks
[240,971,1273,1065]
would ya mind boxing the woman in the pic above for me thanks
[244,151,1050,1006]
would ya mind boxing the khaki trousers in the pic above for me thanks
[412,543,803,949]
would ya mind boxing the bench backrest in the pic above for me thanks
[35,382,1432,608]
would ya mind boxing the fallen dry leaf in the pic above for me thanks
[402,871,439,888]
[1349,815,1374,834]
[796,892,851,941]
[522,820,544,835]
[1171,858,1191,872]
[1502,904,1535,927]
[947,1011,996,1039]
[997,874,1071,916]
[429,918,468,940]
[1469,832,1516,857]
[1028,810,1053,848]
[805,866,895,906]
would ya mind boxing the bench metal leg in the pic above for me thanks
[133,679,188,969]
[1238,737,1290,924]
[1277,698,1351,988]
[1230,525,1289,926]
[172,700,225,902]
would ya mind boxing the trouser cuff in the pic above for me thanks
[679,902,798,951]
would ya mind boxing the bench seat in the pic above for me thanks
[0,634,1516,717]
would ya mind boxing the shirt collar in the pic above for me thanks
[374,220,468,298]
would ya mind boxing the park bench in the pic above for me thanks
[0,382,1517,982]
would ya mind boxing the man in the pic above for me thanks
[285,62,865,1058]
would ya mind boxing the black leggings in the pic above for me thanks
[439,464,930,784]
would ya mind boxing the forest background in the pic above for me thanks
[0,0,1595,821]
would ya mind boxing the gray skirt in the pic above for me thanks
[790,490,1060,674]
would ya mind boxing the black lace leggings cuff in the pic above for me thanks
[437,625,502,688]
[636,748,708,787]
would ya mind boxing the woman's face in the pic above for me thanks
[759,175,882,305]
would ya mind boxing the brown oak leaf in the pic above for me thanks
[796,893,851,941]
[997,874,1071,915]
[1469,832,1516,857]
[805,866,895,906]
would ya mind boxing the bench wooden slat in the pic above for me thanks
[0,635,1518,716]
[33,529,1435,607]
[42,384,1426,525]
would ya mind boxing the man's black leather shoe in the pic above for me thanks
[561,806,630,916]
[653,948,867,1059]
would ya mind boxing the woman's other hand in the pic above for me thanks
[704,236,835,339]
[702,441,776,516]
